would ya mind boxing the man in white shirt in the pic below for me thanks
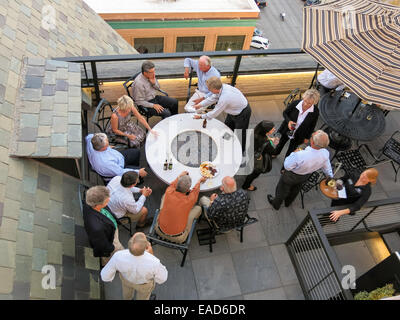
[317,69,345,95]
[101,232,168,300]
[193,76,251,152]
[107,171,153,229]
[268,130,333,210]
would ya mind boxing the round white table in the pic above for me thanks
[145,114,243,191]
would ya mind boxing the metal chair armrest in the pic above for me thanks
[149,209,160,234]
[157,88,169,96]
[186,218,198,244]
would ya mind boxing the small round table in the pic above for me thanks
[145,114,243,191]
[319,179,339,200]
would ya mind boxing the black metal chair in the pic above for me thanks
[283,88,302,107]
[381,130,400,182]
[146,209,196,267]
[92,98,129,150]
[300,170,324,209]
[123,72,169,124]
[197,205,258,253]
[78,183,133,236]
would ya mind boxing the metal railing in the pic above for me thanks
[286,197,400,300]
[54,48,314,104]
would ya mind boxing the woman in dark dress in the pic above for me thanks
[329,168,379,222]
[242,120,278,191]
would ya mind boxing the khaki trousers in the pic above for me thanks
[155,195,202,243]
[184,89,207,113]
[124,210,144,222]
[101,228,124,266]
[119,274,155,300]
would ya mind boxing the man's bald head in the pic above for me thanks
[221,176,237,194]
[128,232,148,256]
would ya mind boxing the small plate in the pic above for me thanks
[200,161,219,179]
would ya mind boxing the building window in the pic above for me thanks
[215,35,245,51]
[176,36,205,52]
[134,38,164,53]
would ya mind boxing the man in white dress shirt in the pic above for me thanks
[107,171,153,229]
[267,130,333,210]
[193,76,251,151]
[100,232,168,300]
[317,69,345,95]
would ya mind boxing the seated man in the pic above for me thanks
[317,69,345,96]
[86,133,147,181]
[155,171,206,243]
[199,176,250,230]
[131,60,178,119]
[183,55,220,113]
[107,171,153,229]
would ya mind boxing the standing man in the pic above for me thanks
[267,130,333,210]
[131,60,178,119]
[101,232,168,300]
[193,76,252,152]
[273,89,320,161]
[183,55,220,113]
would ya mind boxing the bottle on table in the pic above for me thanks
[168,158,173,170]
[202,119,207,128]
[163,159,168,170]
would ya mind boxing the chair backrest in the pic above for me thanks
[301,170,324,193]
[122,72,141,99]
[284,88,302,107]
[383,130,400,165]
[92,98,114,133]
[78,183,90,215]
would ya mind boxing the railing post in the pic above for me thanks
[91,61,101,105]
[231,55,242,87]
[309,63,320,89]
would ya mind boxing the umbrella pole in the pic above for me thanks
[309,63,320,89]
[350,98,362,117]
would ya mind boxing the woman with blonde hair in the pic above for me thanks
[329,168,379,222]
[106,95,157,148]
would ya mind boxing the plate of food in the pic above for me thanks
[200,161,218,179]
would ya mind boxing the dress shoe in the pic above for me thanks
[267,194,280,210]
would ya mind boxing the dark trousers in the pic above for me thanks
[242,170,261,189]
[272,170,311,209]
[119,148,140,169]
[225,104,251,152]
[148,95,178,119]
[273,131,302,159]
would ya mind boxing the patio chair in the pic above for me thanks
[123,72,169,125]
[146,209,196,267]
[381,130,400,182]
[197,205,258,253]
[335,143,391,178]
[300,170,324,209]
[92,98,129,150]
[283,88,302,107]
[78,183,133,237]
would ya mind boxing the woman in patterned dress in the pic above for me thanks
[107,95,157,148]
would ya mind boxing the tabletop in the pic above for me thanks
[319,179,339,200]
[145,113,243,191]
[318,90,386,141]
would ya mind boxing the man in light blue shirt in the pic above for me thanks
[86,133,147,180]
[183,56,220,113]
[267,130,333,210]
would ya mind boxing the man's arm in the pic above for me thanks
[201,98,227,120]
[282,100,298,123]
[321,152,333,178]
[153,261,168,285]
[100,253,118,282]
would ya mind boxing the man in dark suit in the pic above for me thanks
[273,89,320,160]
[83,186,124,266]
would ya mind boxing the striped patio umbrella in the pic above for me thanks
[303,0,400,110]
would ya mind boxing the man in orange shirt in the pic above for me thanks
[155,171,206,243]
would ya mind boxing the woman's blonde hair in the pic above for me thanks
[364,168,379,185]
[117,95,134,111]
[303,89,320,105]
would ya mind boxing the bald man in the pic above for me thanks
[183,55,220,113]
[199,176,250,230]
[100,232,168,300]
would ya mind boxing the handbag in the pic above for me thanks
[253,141,272,174]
